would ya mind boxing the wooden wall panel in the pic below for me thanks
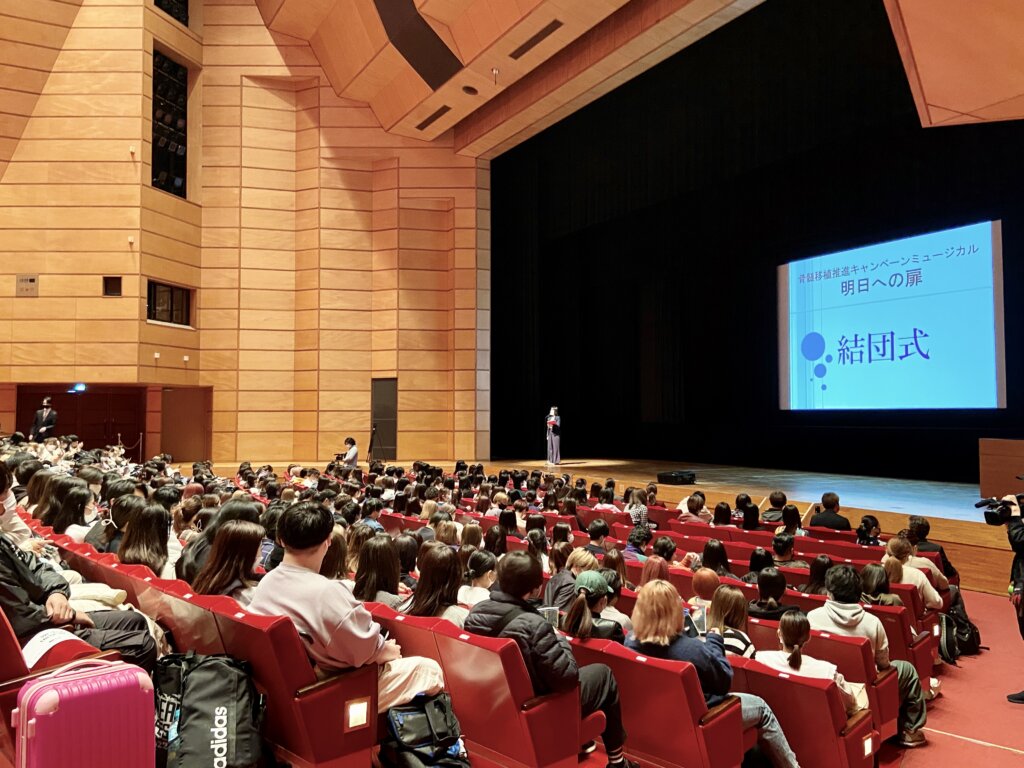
[0,0,144,386]
[1,0,490,464]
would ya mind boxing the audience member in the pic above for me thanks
[191,519,264,605]
[907,515,958,580]
[707,584,756,658]
[638,555,669,586]
[741,547,774,583]
[352,535,406,608]
[883,536,942,610]
[799,554,833,595]
[774,505,807,537]
[688,568,720,611]
[599,567,634,634]
[459,549,497,606]
[626,580,798,767]
[562,571,625,642]
[621,525,652,562]
[748,568,798,620]
[808,566,926,747]
[586,519,609,555]
[465,553,639,768]
[398,544,468,628]
[772,534,809,569]
[544,548,598,610]
[861,563,903,606]
[756,611,865,714]
[809,492,851,531]
[856,515,881,546]
[248,502,444,712]
[761,491,788,524]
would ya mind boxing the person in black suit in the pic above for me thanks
[28,397,58,442]
[808,491,852,531]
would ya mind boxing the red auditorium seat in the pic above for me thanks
[667,520,720,539]
[204,597,380,768]
[431,621,603,768]
[615,588,638,617]
[506,536,528,552]
[367,603,444,664]
[729,656,878,768]
[746,617,900,741]
[570,638,749,768]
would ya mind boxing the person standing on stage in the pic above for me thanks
[341,436,358,468]
[29,397,58,442]
[546,407,561,466]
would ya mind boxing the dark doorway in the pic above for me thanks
[371,378,398,462]
[161,387,212,464]
[16,386,146,460]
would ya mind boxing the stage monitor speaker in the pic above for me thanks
[657,470,696,485]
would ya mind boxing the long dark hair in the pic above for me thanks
[778,610,810,670]
[104,494,146,546]
[119,503,170,576]
[192,520,264,596]
[353,535,400,600]
[805,554,833,595]
[701,539,732,576]
[483,524,508,556]
[406,545,461,618]
[51,485,92,534]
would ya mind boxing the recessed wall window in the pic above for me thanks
[103,276,122,297]
[155,0,188,27]
[152,50,188,199]
[147,280,193,326]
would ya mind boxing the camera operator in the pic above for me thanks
[1005,495,1024,704]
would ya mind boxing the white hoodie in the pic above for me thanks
[807,599,890,669]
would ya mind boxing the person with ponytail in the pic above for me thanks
[756,610,866,715]
[748,567,798,621]
[856,515,882,547]
[459,549,497,606]
[561,570,625,643]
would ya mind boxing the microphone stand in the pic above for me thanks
[368,423,378,463]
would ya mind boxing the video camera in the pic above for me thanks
[976,494,1024,526]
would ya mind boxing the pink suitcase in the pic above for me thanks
[12,658,154,767]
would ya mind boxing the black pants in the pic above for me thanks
[579,663,626,752]
[76,610,157,674]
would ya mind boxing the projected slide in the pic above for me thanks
[778,221,1006,410]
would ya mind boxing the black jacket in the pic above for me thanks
[176,535,212,583]
[0,534,71,642]
[916,540,958,580]
[588,612,625,644]
[1009,517,1024,592]
[464,591,578,696]
[809,510,852,531]
[29,408,58,441]
[543,569,576,611]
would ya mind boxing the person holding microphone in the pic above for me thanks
[546,407,560,466]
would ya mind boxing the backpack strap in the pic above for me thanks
[490,606,526,637]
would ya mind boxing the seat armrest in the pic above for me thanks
[873,667,896,685]
[522,691,562,711]
[910,631,931,647]
[0,650,120,694]
[294,663,378,699]
[699,695,740,726]
[840,709,873,736]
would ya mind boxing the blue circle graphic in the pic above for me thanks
[813,363,827,378]
[801,332,826,361]
[825,355,833,364]
[821,384,827,391]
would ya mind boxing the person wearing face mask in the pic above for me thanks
[0,463,34,549]
[190,519,265,607]
[28,397,58,442]
[458,549,497,607]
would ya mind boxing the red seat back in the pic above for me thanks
[207,597,378,766]
[730,656,877,768]
[571,639,745,768]
[431,621,584,767]
[367,603,443,663]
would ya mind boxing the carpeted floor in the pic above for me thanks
[882,589,1024,767]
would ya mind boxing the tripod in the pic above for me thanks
[367,423,379,463]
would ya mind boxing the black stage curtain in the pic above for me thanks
[491,0,1024,482]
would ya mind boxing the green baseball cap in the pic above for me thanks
[575,570,609,597]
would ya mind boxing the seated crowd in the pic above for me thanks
[0,438,962,765]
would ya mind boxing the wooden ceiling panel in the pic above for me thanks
[885,0,1024,126]
[267,0,764,152]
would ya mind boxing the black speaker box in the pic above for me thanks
[657,470,696,485]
